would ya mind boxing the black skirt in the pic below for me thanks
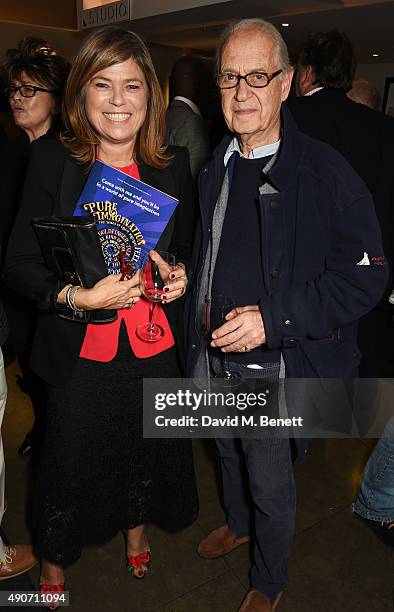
[35,324,198,567]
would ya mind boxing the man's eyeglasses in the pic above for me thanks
[4,85,55,98]
[216,70,282,89]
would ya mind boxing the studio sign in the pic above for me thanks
[81,1,131,29]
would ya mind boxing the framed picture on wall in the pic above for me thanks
[382,77,394,117]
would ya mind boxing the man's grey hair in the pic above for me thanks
[347,79,381,111]
[215,18,292,77]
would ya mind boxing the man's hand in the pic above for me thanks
[210,305,266,352]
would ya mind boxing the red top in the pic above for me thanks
[79,163,175,362]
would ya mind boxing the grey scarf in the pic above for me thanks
[193,150,281,381]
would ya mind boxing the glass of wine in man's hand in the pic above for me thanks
[209,294,242,387]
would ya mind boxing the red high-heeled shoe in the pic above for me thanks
[126,547,151,578]
[39,580,65,610]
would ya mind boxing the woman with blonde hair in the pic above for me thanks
[4,26,197,605]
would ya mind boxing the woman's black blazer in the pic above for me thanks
[3,138,196,387]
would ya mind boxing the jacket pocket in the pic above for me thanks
[299,333,360,378]
[303,329,340,345]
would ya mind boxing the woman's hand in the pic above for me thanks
[58,272,142,311]
[148,250,188,304]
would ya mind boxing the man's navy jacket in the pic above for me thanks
[185,105,388,382]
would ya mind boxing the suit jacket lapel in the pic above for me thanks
[138,161,176,253]
[58,158,89,215]
[171,99,192,113]
[138,161,175,197]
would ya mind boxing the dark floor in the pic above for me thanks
[2,360,394,611]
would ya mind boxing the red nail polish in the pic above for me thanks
[164,287,170,292]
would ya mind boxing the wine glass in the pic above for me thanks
[136,251,175,342]
[208,294,242,387]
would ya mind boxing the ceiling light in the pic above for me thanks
[372,53,379,57]
[282,23,289,27]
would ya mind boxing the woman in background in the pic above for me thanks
[1,38,70,457]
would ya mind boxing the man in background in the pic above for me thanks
[347,78,381,111]
[166,55,211,179]
[288,30,394,377]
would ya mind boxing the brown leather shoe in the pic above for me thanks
[197,524,250,559]
[239,590,283,612]
[0,545,38,580]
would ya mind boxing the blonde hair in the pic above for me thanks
[61,26,170,169]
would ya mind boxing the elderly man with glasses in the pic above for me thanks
[185,18,387,612]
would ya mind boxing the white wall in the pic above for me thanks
[355,63,394,97]
[0,21,185,101]
[0,22,84,61]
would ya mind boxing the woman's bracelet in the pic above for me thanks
[65,285,85,313]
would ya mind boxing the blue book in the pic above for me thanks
[73,160,178,274]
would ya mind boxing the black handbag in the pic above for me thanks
[31,215,117,323]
